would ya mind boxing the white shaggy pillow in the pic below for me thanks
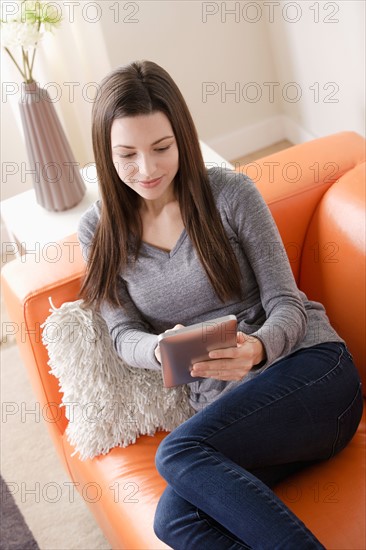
[42,299,195,461]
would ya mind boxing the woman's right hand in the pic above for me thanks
[155,324,185,363]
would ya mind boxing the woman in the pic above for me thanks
[78,60,363,549]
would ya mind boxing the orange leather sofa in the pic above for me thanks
[2,131,365,549]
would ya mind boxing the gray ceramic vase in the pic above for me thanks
[18,81,86,211]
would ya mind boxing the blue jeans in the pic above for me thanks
[154,343,363,549]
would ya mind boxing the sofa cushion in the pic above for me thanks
[274,406,366,549]
[63,432,170,549]
[63,407,365,550]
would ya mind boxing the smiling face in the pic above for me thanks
[110,111,179,207]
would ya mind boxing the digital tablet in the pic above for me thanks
[158,315,238,388]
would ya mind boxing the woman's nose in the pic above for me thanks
[139,154,157,178]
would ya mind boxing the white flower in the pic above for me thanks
[22,1,62,29]
[1,21,42,50]
[1,0,62,81]
[42,4,62,32]
[21,1,43,23]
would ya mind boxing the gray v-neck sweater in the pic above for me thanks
[78,168,343,411]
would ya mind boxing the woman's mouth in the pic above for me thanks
[139,176,163,188]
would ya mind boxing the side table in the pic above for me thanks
[1,166,99,259]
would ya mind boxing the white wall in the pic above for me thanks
[265,0,365,142]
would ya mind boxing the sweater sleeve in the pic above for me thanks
[221,170,307,368]
[77,204,161,371]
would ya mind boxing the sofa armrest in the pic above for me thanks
[1,234,86,452]
[1,234,85,302]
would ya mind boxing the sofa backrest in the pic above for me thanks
[1,235,85,450]
[300,162,366,389]
[239,133,366,283]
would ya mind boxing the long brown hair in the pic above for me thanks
[79,60,242,308]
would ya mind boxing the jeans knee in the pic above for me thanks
[155,431,181,478]
[153,500,167,543]
[153,486,180,545]
[155,435,169,477]
[155,427,201,483]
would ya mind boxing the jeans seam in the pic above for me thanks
[202,343,345,446]
[195,508,250,549]
[307,343,344,385]
[330,381,363,457]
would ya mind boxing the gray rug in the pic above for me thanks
[1,474,39,550]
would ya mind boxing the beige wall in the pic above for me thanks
[1,0,278,200]
[98,1,279,141]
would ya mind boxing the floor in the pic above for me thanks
[230,139,293,166]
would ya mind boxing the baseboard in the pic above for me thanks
[282,116,316,145]
[206,115,316,161]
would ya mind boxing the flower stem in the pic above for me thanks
[22,47,34,83]
[4,48,27,81]
[22,47,29,81]
[30,20,42,75]
[30,47,37,77]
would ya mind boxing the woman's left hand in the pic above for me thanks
[155,324,185,363]
[190,332,266,381]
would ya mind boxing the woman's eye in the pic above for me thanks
[115,145,171,159]
[118,153,135,158]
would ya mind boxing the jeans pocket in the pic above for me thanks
[331,382,363,457]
